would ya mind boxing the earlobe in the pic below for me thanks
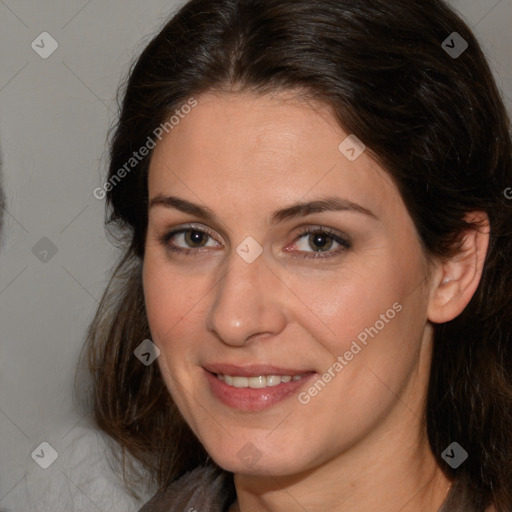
[427,212,490,324]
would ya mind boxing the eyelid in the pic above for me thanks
[292,225,351,245]
[179,222,219,239]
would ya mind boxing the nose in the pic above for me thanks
[205,249,287,347]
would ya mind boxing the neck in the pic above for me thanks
[231,431,451,512]
[232,445,450,512]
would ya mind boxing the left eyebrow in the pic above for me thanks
[268,197,378,226]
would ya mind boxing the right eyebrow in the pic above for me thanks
[149,195,219,222]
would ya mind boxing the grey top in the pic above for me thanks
[138,465,235,512]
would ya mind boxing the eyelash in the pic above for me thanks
[159,224,352,261]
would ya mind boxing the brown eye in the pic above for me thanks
[290,227,352,261]
[160,226,220,254]
[184,230,209,248]
[308,232,335,252]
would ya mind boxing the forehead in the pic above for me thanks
[147,91,402,223]
[153,92,337,167]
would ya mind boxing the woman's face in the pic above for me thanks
[143,91,436,476]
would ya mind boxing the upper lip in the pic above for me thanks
[203,363,315,377]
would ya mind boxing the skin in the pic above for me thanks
[142,90,489,512]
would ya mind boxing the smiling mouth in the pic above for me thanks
[204,368,316,411]
[215,373,308,388]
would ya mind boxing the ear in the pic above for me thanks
[427,212,490,324]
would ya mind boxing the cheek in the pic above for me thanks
[290,249,425,358]
[292,259,429,443]
[298,255,430,429]
[142,255,202,357]
[142,257,209,419]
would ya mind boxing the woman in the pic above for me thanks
[81,0,512,510]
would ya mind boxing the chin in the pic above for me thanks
[203,440,311,477]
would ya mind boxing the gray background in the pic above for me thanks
[0,0,510,510]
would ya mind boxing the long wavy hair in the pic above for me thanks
[78,0,512,509]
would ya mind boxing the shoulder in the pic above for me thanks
[138,465,235,512]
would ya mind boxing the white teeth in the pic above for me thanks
[265,375,281,387]
[248,376,267,389]
[232,376,249,388]
[217,373,305,388]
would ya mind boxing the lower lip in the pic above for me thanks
[204,370,316,411]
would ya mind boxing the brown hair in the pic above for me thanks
[79,0,512,509]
